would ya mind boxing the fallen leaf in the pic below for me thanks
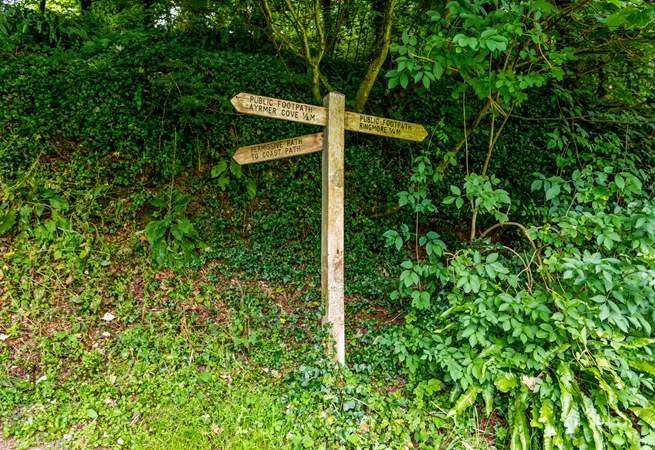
[101,312,115,322]
[0,334,9,341]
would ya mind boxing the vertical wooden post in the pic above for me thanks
[321,92,346,365]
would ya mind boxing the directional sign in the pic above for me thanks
[231,93,427,142]
[233,133,323,165]
[229,91,427,365]
[345,111,428,142]
[230,93,326,126]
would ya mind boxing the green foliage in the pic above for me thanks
[144,190,203,268]
[0,5,89,51]
[387,0,573,105]
[443,173,511,222]
[382,151,655,448]
[1,2,653,448]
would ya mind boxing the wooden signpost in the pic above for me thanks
[231,92,427,365]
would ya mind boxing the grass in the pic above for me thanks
[0,151,493,449]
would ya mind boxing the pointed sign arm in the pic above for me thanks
[231,93,428,142]
[232,133,323,165]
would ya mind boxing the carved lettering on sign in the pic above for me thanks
[231,92,428,142]
[232,133,324,165]
[344,112,428,141]
[231,93,326,126]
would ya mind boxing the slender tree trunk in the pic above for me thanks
[369,0,386,56]
[324,0,346,56]
[353,0,396,112]
[39,0,46,14]
[323,0,332,42]
[311,63,322,103]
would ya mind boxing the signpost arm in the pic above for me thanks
[321,92,346,365]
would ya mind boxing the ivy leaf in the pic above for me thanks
[531,179,542,191]
[484,35,508,52]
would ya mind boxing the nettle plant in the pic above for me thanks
[382,158,655,449]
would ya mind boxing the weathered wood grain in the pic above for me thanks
[231,92,427,142]
[345,111,428,142]
[321,92,346,365]
[232,133,323,165]
[230,93,326,126]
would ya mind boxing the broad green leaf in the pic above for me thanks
[218,175,229,190]
[211,160,227,178]
[628,359,655,377]
[483,384,494,417]
[631,404,655,429]
[510,393,529,450]
[581,394,603,450]
[546,184,560,200]
[144,219,167,244]
[432,61,444,79]
[400,73,409,89]
[537,400,560,450]
[0,210,16,235]
[589,368,618,410]
[230,160,243,179]
[557,362,580,436]
[447,385,481,417]
[176,218,195,235]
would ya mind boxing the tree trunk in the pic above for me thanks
[311,63,322,103]
[353,0,396,112]
[39,0,46,14]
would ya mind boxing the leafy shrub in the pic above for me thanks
[144,190,203,267]
[382,157,655,448]
[0,5,89,51]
